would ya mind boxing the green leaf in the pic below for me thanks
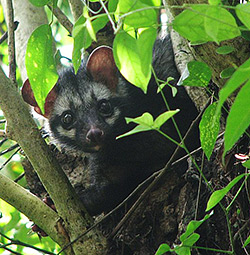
[182,61,212,87]
[126,112,154,126]
[243,159,250,169]
[173,5,240,44]
[25,24,58,114]
[220,67,235,78]
[217,58,250,111]
[175,233,200,255]
[116,110,179,139]
[113,28,157,92]
[155,243,171,255]
[116,0,157,28]
[208,0,221,5]
[180,213,212,242]
[206,173,246,211]
[244,234,250,247]
[199,102,220,160]
[224,80,250,154]
[204,7,220,44]
[216,45,234,55]
[153,109,180,129]
[72,15,109,72]
[236,3,250,30]
[29,0,50,7]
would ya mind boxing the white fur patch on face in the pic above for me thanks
[106,107,121,126]
[57,126,76,139]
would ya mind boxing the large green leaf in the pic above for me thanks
[113,28,157,92]
[25,24,58,114]
[224,80,250,154]
[173,5,240,44]
[199,102,220,160]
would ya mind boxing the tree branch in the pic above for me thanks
[5,0,17,85]
[68,0,83,21]
[0,68,107,254]
[0,172,62,244]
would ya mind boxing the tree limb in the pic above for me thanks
[0,68,107,254]
[0,172,62,244]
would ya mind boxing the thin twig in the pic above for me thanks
[110,103,205,238]
[0,22,18,44]
[0,147,21,170]
[14,172,25,183]
[47,5,73,35]
[0,232,56,255]
[0,143,19,157]
[5,0,17,86]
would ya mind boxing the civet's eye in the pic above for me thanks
[97,99,113,117]
[61,110,74,129]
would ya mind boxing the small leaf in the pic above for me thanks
[180,213,212,242]
[126,112,154,126]
[153,109,180,129]
[175,233,200,255]
[182,61,212,87]
[236,3,250,30]
[244,234,250,247]
[206,173,246,211]
[183,233,200,247]
[243,159,250,169]
[29,0,50,7]
[216,46,234,55]
[117,110,179,139]
[155,243,171,255]
[25,24,58,114]
[220,67,235,79]
[224,80,250,155]
[199,102,220,160]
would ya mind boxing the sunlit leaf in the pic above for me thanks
[153,110,180,129]
[113,28,157,92]
[25,24,58,114]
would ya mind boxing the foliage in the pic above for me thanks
[1,0,250,254]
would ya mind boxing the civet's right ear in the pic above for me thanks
[21,79,58,118]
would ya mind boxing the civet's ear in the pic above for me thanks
[86,46,118,92]
[21,79,58,118]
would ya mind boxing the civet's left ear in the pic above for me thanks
[86,46,118,92]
